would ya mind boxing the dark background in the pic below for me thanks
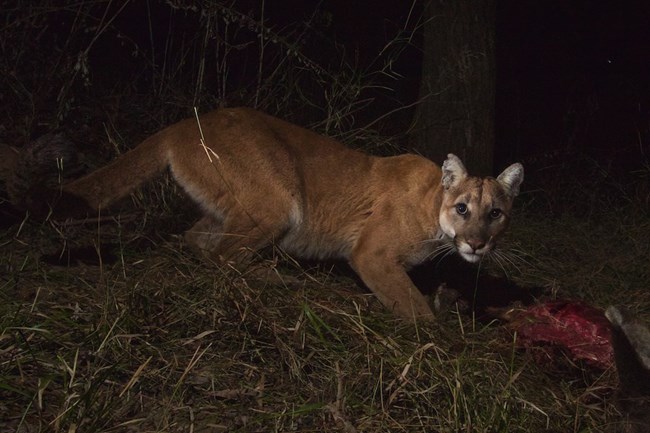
[2,0,650,208]
[496,1,650,172]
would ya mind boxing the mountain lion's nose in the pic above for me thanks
[466,239,486,251]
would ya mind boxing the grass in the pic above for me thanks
[1,198,648,432]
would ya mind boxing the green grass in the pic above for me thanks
[1,203,647,432]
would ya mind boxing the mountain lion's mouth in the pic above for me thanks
[459,251,482,263]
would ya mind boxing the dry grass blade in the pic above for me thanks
[119,356,152,397]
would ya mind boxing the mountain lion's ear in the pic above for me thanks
[441,154,468,189]
[496,162,524,198]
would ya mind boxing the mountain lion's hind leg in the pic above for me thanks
[184,214,290,280]
[184,216,226,261]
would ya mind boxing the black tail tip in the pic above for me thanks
[20,189,94,220]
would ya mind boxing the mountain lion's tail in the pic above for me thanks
[62,131,169,211]
[5,132,81,215]
[8,131,170,218]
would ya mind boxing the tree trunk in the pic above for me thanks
[411,0,496,175]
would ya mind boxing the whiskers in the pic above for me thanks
[420,238,458,264]
[483,245,532,278]
[417,236,533,278]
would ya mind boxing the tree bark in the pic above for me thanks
[411,0,496,175]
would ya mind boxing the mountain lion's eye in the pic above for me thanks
[490,208,502,219]
[455,203,468,215]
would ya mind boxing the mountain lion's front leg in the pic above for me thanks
[350,247,435,320]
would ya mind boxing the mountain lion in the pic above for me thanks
[9,108,524,320]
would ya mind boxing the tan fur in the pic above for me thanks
[35,108,524,320]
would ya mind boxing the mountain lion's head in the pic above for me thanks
[438,154,524,263]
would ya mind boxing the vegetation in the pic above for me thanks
[1,1,648,432]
